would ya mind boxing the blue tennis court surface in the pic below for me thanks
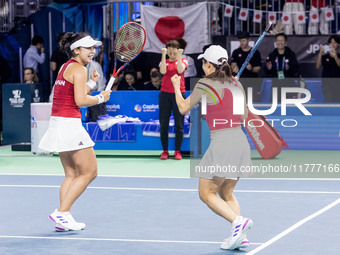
[0,175,339,255]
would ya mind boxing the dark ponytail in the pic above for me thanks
[204,57,232,81]
[59,32,89,57]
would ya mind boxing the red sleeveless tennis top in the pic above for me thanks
[52,59,81,118]
[205,81,242,131]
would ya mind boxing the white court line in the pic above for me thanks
[0,184,340,194]
[1,173,340,181]
[246,198,340,255]
[0,235,263,245]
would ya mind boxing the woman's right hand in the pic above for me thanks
[100,90,111,102]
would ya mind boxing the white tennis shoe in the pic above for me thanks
[49,209,85,231]
[221,216,253,250]
[55,222,86,232]
[220,235,250,250]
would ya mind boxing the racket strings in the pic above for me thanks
[115,24,145,62]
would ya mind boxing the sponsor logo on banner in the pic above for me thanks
[9,90,25,108]
[134,104,142,112]
[106,104,121,112]
[135,104,159,113]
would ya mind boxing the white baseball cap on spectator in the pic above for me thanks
[197,45,228,65]
[70,36,102,50]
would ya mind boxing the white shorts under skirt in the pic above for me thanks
[195,128,252,180]
[39,116,95,153]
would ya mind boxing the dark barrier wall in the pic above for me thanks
[2,83,43,145]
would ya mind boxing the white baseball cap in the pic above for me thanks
[70,36,102,50]
[197,45,228,65]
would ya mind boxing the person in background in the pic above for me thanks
[87,60,106,91]
[231,31,262,102]
[316,35,340,102]
[23,35,45,73]
[176,38,197,90]
[145,71,162,90]
[51,32,70,82]
[117,67,144,91]
[264,33,299,102]
[159,39,188,160]
[23,67,39,83]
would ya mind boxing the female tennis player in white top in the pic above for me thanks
[39,32,111,231]
[171,45,253,250]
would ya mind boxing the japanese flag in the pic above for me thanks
[224,4,233,18]
[253,10,262,23]
[309,10,319,23]
[296,12,306,24]
[268,12,277,24]
[324,8,334,21]
[238,8,248,21]
[281,12,291,25]
[141,3,209,54]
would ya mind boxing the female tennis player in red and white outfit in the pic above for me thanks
[39,32,111,231]
[159,39,188,160]
[171,45,253,250]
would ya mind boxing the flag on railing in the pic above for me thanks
[282,12,291,25]
[253,10,262,23]
[224,4,233,18]
[268,12,277,24]
[238,8,248,21]
[296,12,306,24]
[309,10,319,23]
[324,8,334,21]
[140,2,209,54]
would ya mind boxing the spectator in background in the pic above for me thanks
[145,71,162,90]
[144,67,159,85]
[264,33,299,102]
[87,60,106,91]
[176,38,197,90]
[51,32,70,82]
[23,67,39,83]
[95,44,109,81]
[231,31,262,102]
[308,0,329,35]
[0,54,11,145]
[316,35,340,102]
[159,39,187,160]
[283,0,305,35]
[23,35,45,73]
[117,67,144,91]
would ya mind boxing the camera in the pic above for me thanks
[323,45,332,54]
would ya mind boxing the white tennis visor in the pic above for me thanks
[70,36,102,50]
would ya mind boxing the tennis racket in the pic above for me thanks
[235,22,272,80]
[105,22,146,91]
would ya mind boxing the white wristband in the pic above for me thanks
[96,94,104,104]
[87,79,96,89]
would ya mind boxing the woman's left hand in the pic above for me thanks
[171,74,181,90]
[90,69,100,83]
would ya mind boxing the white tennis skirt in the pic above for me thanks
[195,127,252,180]
[39,116,95,153]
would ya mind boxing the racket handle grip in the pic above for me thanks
[105,76,116,91]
